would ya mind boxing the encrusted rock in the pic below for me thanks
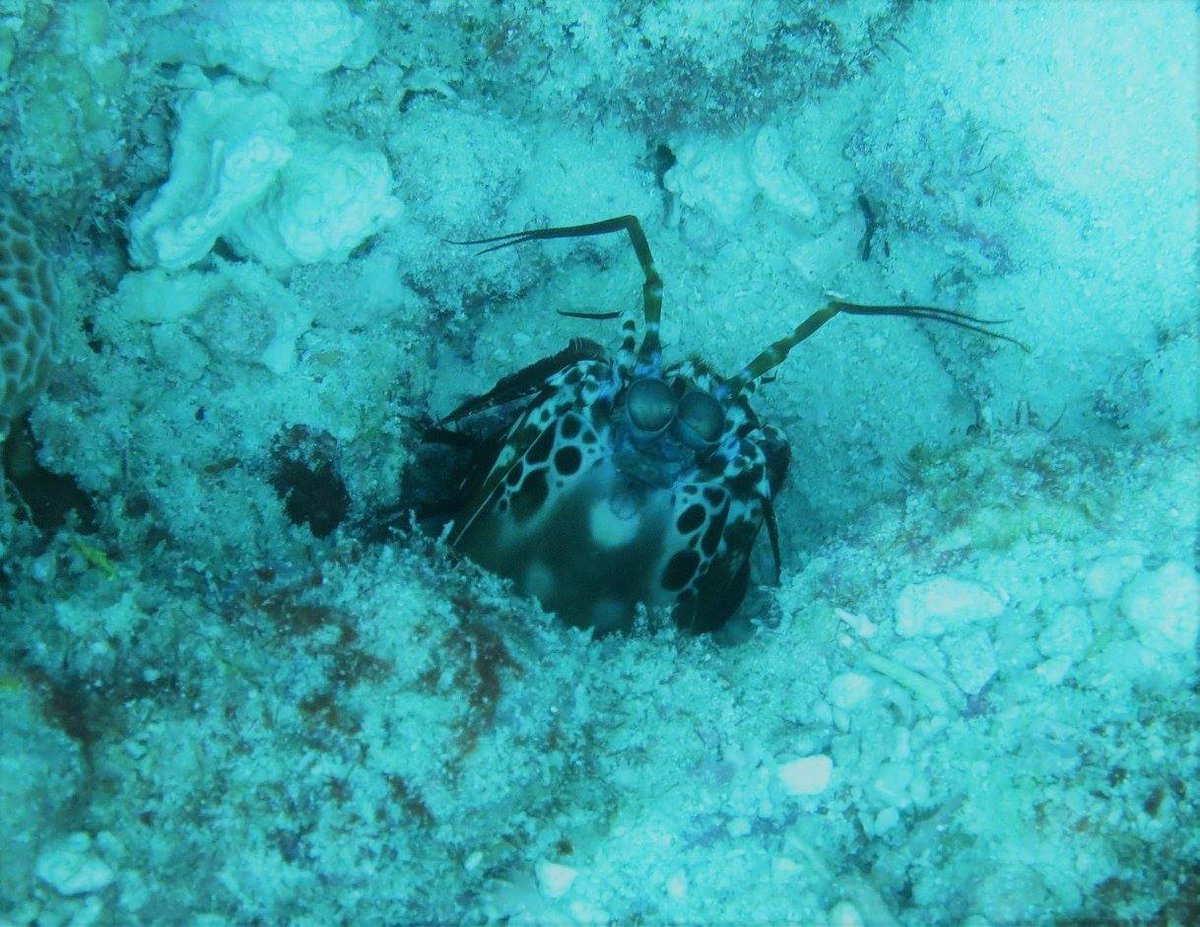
[1121,561,1199,655]
[778,754,833,796]
[896,576,1005,638]
[34,832,116,896]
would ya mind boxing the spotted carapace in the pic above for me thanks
[424,216,1020,636]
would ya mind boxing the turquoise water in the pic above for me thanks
[1,1,1197,923]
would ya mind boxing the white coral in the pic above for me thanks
[147,0,370,83]
[129,77,400,272]
[129,78,295,271]
[227,134,402,271]
[194,0,367,80]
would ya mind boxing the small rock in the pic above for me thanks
[828,672,874,710]
[939,628,998,696]
[870,761,913,806]
[829,900,866,926]
[1036,655,1074,685]
[751,125,820,220]
[874,806,901,833]
[1036,605,1094,659]
[778,754,833,796]
[535,859,578,899]
[726,816,752,838]
[896,576,1005,638]
[1082,549,1144,601]
[34,833,116,896]
[1121,561,1199,655]
[666,870,688,901]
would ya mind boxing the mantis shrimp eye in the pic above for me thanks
[674,390,724,450]
[626,377,676,437]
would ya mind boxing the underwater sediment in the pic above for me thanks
[1,1,1197,923]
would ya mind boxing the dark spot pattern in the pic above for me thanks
[677,503,706,534]
[554,445,582,476]
[700,504,728,557]
[560,414,582,440]
[661,550,700,592]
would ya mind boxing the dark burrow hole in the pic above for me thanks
[2,415,97,536]
[652,142,677,188]
[269,425,351,539]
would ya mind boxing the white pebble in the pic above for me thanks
[870,761,913,806]
[1121,561,1199,655]
[1096,639,1155,680]
[1083,551,1144,601]
[535,860,579,899]
[939,628,998,696]
[1036,655,1073,685]
[1036,606,1094,659]
[666,870,688,901]
[750,125,820,219]
[829,900,866,927]
[836,607,878,639]
[874,806,901,833]
[828,672,874,710]
[778,754,833,796]
[726,816,752,838]
[896,576,1005,637]
[908,771,931,804]
[34,833,116,896]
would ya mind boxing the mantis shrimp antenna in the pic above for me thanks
[726,299,1028,396]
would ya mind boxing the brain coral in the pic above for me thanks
[0,197,58,441]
